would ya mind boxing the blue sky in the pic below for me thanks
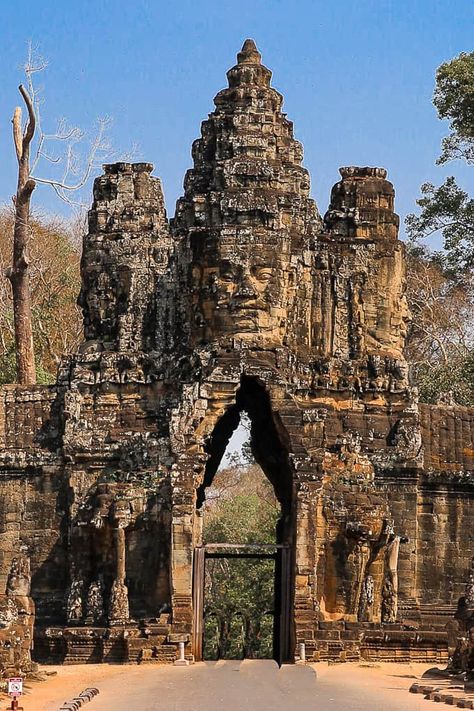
[0,0,472,240]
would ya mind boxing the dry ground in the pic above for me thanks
[10,660,450,711]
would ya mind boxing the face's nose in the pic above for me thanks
[234,270,257,299]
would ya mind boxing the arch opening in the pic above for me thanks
[197,376,294,545]
[193,376,295,663]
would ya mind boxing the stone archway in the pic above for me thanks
[197,377,295,543]
[191,376,296,663]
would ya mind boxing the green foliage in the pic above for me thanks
[413,357,474,407]
[406,52,474,269]
[35,361,56,385]
[0,349,17,387]
[406,178,474,272]
[434,52,474,165]
[202,465,280,659]
[203,555,276,660]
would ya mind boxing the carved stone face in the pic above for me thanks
[364,250,411,358]
[191,232,293,345]
[216,257,275,329]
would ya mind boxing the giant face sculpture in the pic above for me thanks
[217,256,276,330]
[191,229,295,347]
[364,249,411,359]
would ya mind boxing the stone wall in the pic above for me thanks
[415,404,474,607]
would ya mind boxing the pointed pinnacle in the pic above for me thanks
[237,39,262,65]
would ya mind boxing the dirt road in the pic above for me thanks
[20,660,436,710]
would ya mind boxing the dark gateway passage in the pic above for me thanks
[195,544,292,663]
[194,377,295,663]
[203,550,275,660]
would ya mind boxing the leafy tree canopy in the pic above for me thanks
[405,51,474,405]
[406,178,474,272]
[434,52,474,165]
[406,51,474,271]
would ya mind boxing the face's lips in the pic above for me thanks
[229,298,267,311]
[232,305,262,312]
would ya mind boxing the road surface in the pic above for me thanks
[23,659,440,710]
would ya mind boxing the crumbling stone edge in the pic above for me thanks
[410,683,473,708]
[57,687,99,711]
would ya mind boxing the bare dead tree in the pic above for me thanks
[6,43,113,384]
[7,80,37,384]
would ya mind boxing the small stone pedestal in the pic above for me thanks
[296,642,306,664]
[174,641,189,666]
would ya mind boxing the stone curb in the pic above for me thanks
[58,687,99,711]
[410,683,440,695]
[409,682,473,708]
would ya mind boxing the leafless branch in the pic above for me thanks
[19,43,114,207]
[37,150,61,164]
[31,116,113,197]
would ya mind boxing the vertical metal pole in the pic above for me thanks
[192,546,206,661]
[279,546,291,664]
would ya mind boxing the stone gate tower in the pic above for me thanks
[0,40,473,670]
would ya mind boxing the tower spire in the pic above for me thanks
[237,38,262,65]
[227,38,271,89]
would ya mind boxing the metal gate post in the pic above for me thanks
[192,546,206,661]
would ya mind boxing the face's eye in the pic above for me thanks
[219,269,236,283]
[252,267,273,282]
[207,271,218,284]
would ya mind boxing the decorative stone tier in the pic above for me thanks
[305,622,449,664]
[34,619,185,666]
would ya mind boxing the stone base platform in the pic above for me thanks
[410,679,474,708]
[33,619,186,665]
[304,622,449,664]
[34,622,448,666]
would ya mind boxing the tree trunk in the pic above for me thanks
[9,172,36,384]
[9,89,37,385]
